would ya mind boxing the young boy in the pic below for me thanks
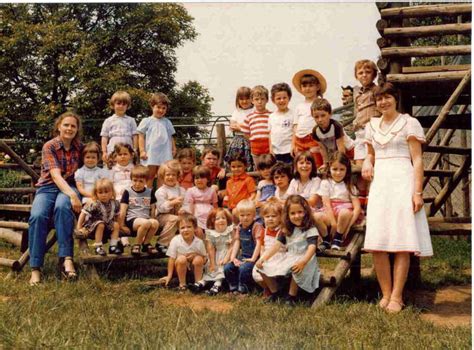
[268,83,294,165]
[137,92,176,189]
[100,91,138,162]
[119,165,160,256]
[241,85,272,166]
[224,199,263,294]
[177,148,196,190]
[311,98,354,170]
[159,213,207,291]
[224,154,256,211]
[201,147,225,188]
[291,69,326,166]
[270,161,292,205]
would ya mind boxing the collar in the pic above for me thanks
[266,227,281,236]
[369,114,407,146]
[359,83,375,94]
[52,136,81,151]
[206,224,234,238]
[232,173,248,181]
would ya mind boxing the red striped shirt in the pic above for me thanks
[241,110,271,155]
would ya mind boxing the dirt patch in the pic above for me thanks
[161,294,234,314]
[417,285,471,328]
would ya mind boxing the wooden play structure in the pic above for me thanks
[0,2,471,306]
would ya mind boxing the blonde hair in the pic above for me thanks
[158,159,182,180]
[236,199,256,215]
[92,178,116,201]
[109,91,131,109]
[354,59,378,80]
[261,201,283,217]
[53,111,82,142]
[250,85,269,100]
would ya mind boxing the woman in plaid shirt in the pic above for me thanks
[28,111,83,285]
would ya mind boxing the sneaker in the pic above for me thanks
[155,243,168,257]
[317,240,331,253]
[188,282,205,293]
[206,284,221,296]
[331,239,343,251]
[94,245,106,256]
[109,244,123,255]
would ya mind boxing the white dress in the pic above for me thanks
[252,227,286,282]
[363,114,433,257]
[258,227,320,293]
[203,225,234,282]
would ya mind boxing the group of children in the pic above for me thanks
[73,59,380,303]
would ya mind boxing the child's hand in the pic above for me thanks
[318,164,327,173]
[242,258,254,263]
[102,153,108,163]
[217,258,226,266]
[140,151,148,160]
[232,258,242,267]
[362,159,374,181]
[256,258,265,269]
[217,168,226,179]
[158,276,171,287]
[291,260,306,274]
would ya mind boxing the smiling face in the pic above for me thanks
[263,210,280,230]
[180,157,195,173]
[288,203,305,227]
[356,66,375,88]
[163,170,178,187]
[179,220,195,243]
[214,211,229,233]
[194,176,208,190]
[84,152,98,169]
[238,96,252,110]
[152,103,168,119]
[330,161,347,183]
[312,110,331,130]
[230,160,245,177]
[375,93,397,116]
[296,157,313,180]
[272,91,290,112]
[252,95,268,112]
[57,116,78,143]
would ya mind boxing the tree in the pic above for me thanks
[0,3,212,147]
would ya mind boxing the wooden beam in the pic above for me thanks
[382,45,471,58]
[216,124,226,166]
[79,252,168,265]
[387,70,468,83]
[376,19,389,34]
[380,4,472,19]
[402,64,471,74]
[384,23,471,38]
[424,169,455,178]
[377,37,391,49]
[424,145,471,156]
[0,258,20,270]
[0,221,28,230]
[423,129,455,189]
[410,96,472,109]
[377,57,390,73]
[0,204,32,213]
[14,231,57,272]
[0,140,40,182]
[0,163,36,170]
[0,188,36,194]
[429,222,471,236]
[0,228,22,246]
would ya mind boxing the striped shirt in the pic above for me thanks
[241,109,271,155]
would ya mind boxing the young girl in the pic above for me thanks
[192,208,234,295]
[225,87,254,171]
[177,148,196,190]
[256,195,320,305]
[76,179,122,256]
[314,152,363,252]
[137,92,176,189]
[255,154,277,209]
[270,161,292,205]
[287,151,321,209]
[74,142,108,204]
[224,153,256,211]
[252,202,286,294]
[109,143,135,202]
[183,166,218,237]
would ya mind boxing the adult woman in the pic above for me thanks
[362,83,432,313]
[28,111,83,285]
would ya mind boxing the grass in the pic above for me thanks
[0,236,471,349]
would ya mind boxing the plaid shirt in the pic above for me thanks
[36,137,83,187]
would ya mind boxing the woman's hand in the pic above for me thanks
[361,158,374,181]
[412,193,424,213]
[232,258,242,267]
[70,194,82,213]
[291,260,306,274]
[217,168,226,179]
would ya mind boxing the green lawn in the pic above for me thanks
[0,237,471,348]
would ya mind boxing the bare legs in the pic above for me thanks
[175,255,204,287]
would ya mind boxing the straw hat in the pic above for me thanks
[292,69,327,95]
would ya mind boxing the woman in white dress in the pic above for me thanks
[362,83,433,313]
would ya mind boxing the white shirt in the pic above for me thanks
[317,179,357,202]
[167,235,207,259]
[287,177,321,200]
[294,101,315,138]
[268,109,295,154]
[230,108,253,136]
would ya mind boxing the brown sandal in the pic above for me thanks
[131,244,141,256]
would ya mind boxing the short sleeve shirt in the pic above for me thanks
[268,109,295,154]
[166,235,207,259]
[100,115,138,154]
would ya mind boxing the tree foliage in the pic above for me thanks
[0,3,213,146]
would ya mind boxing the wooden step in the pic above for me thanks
[387,70,469,84]
[424,145,471,156]
[0,221,28,230]
[382,45,471,58]
[429,222,471,236]
[416,114,471,130]
[0,258,20,270]
[424,169,455,178]
[0,188,36,194]
[384,23,471,38]
[380,4,472,19]
[0,204,32,213]
[403,64,471,74]
[317,249,351,260]
[79,252,168,265]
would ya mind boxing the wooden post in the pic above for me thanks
[380,4,472,19]
[0,140,40,182]
[0,228,22,247]
[216,124,226,166]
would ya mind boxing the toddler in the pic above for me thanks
[292,69,327,166]
[268,83,295,164]
[76,178,122,256]
[256,195,320,306]
[177,148,196,190]
[75,142,108,204]
[119,165,160,256]
[241,85,272,166]
[137,92,176,188]
[224,153,256,211]
[287,151,321,209]
[159,213,207,291]
[255,154,276,209]
[225,86,254,171]
[270,161,292,205]
[224,199,263,294]
[108,143,135,201]
[100,90,138,162]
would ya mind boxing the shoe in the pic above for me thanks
[61,257,77,281]
[94,245,107,256]
[317,240,331,253]
[131,244,141,256]
[155,243,168,257]
[331,239,343,251]
[206,284,221,296]
[177,285,188,293]
[284,295,297,307]
[109,244,123,255]
[188,282,205,293]
[142,243,158,255]
[265,292,280,303]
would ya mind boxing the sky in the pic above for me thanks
[174,2,381,116]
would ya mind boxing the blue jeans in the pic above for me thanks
[224,261,255,293]
[28,184,78,268]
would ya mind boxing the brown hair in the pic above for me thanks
[328,152,356,196]
[149,92,170,108]
[92,178,116,201]
[111,143,135,165]
[177,148,196,162]
[293,151,317,180]
[201,147,220,160]
[178,212,198,229]
[192,165,211,186]
[256,154,276,171]
[271,83,292,100]
[131,165,149,180]
[261,201,283,218]
[109,91,131,109]
[206,207,233,229]
[53,111,82,142]
[271,161,293,181]
[158,159,182,180]
[311,98,332,114]
[354,59,378,80]
[251,85,269,100]
[235,87,252,109]
[282,195,316,235]
[374,82,399,103]
[81,141,100,161]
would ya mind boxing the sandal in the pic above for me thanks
[62,257,77,281]
[141,243,158,255]
[386,299,405,314]
[131,244,141,256]
[177,285,188,293]
[94,245,107,256]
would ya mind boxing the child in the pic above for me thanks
[270,161,292,205]
[108,143,135,202]
[255,154,276,209]
[287,151,321,209]
[196,208,234,295]
[201,147,226,187]
[252,202,286,294]
[311,98,355,170]
[183,166,218,237]
[225,86,254,171]
[224,199,263,294]
[137,92,176,189]
[291,69,326,166]
[74,142,108,204]
[241,85,272,166]
[100,91,138,162]
[256,195,320,305]
[159,213,207,291]
[177,148,196,190]
[155,159,186,252]
[224,153,256,211]
[76,178,122,256]
[315,152,363,251]
[268,83,295,165]
[119,165,160,256]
